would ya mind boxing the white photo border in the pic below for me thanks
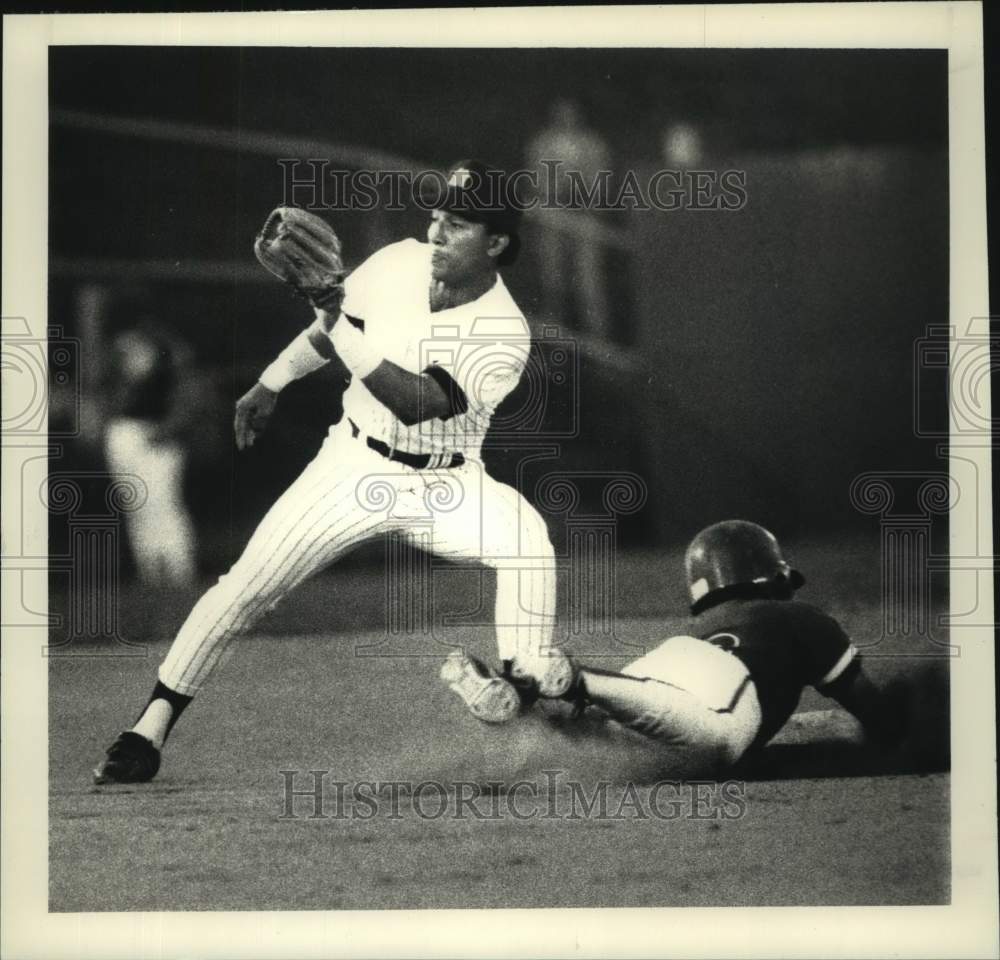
[2,4,994,958]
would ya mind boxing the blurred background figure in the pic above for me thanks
[661,121,703,166]
[525,97,612,336]
[102,319,200,587]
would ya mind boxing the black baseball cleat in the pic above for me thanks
[508,647,577,700]
[93,731,161,785]
[561,667,590,718]
[501,659,541,710]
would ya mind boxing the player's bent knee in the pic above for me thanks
[478,520,555,569]
[519,510,556,560]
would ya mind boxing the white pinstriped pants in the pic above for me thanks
[159,420,557,695]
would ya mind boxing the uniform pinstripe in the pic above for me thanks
[159,239,556,695]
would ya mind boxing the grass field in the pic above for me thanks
[49,543,951,911]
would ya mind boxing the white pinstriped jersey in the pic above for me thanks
[334,239,530,461]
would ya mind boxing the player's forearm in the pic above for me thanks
[326,314,450,424]
[827,664,906,747]
[361,362,452,426]
[258,323,331,392]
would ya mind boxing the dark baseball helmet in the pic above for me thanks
[684,520,805,612]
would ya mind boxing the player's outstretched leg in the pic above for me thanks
[93,439,389,784]
[570,639,763,775]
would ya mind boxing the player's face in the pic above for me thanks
[427,209,500,282]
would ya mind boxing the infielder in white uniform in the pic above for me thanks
[95,160,567,785]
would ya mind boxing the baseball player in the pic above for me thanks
[445,520,912,776]
[94,160,569,785]
[102,322,199,587]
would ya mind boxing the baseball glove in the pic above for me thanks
[254,207,345,311]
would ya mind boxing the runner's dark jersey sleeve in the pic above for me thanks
[691,598,858,746]
[771,601,858,689]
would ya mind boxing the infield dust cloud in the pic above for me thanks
[375,705,685,788]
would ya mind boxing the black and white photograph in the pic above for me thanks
[1,4,995,958]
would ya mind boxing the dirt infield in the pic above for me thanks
[50,550,950,911]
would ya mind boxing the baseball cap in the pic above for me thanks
[427,159,523,265]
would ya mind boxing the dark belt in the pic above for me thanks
[348,419,465,470]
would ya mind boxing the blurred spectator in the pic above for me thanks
[661,122,703,167]
[102,319,203,587]
[526,98,612,336]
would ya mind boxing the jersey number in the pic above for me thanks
[707,632,741,653]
